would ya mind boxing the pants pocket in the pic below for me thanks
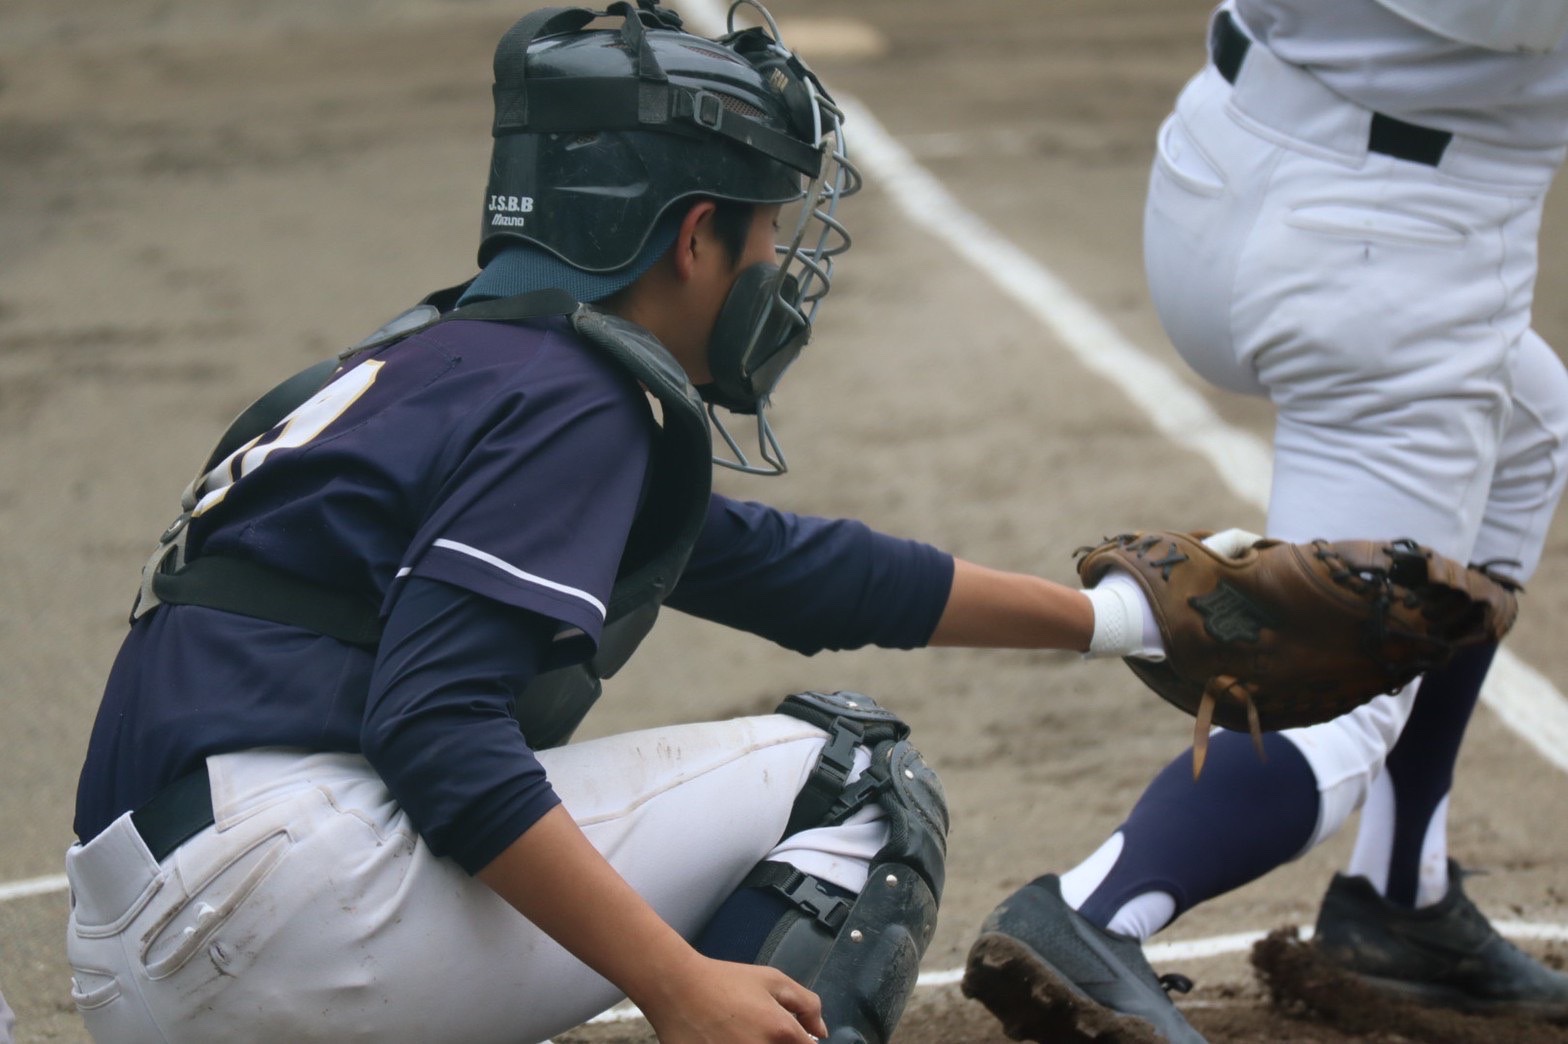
[1284,201,1468,250]
[68,967,121,1011]
[1153,113,1227,197]
[141,830,291,980]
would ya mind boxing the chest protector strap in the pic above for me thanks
[131,287,712,749]
[520,307,712,748]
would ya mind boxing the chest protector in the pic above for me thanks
[130,286,713,750]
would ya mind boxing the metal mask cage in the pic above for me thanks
[709,0,862,476]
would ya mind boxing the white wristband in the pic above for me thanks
[1083,570,1166,661]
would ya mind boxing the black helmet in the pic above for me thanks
[482,0,859,474]
[484,1,825,270]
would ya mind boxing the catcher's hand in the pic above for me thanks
[1078,531,1520,775]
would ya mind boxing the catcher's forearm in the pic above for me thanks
[477,806,707,1016]
[928,558,1095,650]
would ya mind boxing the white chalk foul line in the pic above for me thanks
[0,873,68,903]
[582,921,1568,1026]
[1479,652,1568,774]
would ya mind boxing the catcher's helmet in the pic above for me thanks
[481,0,859,473]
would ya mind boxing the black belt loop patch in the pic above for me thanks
[1211,9,1249,86]
[1368,112,1452,167]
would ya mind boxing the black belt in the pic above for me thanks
[1210,9,1453,167]
[130,769,216,862]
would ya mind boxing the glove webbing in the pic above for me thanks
[1314,541,1448,679]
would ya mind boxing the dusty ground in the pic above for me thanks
[3,0,1568,1041]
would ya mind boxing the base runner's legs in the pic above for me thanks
[66,715,883,1044]
[1113,54,1545,931]
[1339,328,1568,900]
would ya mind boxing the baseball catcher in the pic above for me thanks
[1077,529,1519,775]
[69,4,1399,1042]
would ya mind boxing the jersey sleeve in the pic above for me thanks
[398,334,653,651]
[666,495,956,654]
[363,576,563,874]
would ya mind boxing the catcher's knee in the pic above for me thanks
[753,691,949,1043]
[773,690,948,893]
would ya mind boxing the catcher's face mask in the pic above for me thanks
[482,0,860,477]
[699,3,860,475]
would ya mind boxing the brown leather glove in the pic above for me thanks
[1077,531,1520,775]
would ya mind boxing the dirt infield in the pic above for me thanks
[4,1,1568,1041]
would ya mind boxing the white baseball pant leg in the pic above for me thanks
[65,715,887,1044]
[1142,34,1568,849]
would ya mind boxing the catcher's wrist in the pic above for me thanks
[1083,571,1166,661]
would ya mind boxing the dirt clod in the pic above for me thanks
[1251,926,1568,1044]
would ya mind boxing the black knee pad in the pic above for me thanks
[776,689,912,741]
[774,690,948,899]
[746,691,950,1043]
[775,691,909,836]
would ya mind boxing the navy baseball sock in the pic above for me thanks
[692,879,857,964]
[1074,730,1319,934]
[1378,642,1496,907]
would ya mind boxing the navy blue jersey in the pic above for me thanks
[76,314,954,872]
[187,316,650,639]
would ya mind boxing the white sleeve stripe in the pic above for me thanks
[430,538,608,619]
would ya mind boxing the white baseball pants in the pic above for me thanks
[1142,21,1568,845]
[65,716,887,1043]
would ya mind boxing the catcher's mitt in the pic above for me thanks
[1078,531,1520,775]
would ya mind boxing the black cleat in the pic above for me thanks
[1314,860,1568,1020]
[962,875,1206,1043]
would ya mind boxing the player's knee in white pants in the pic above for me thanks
[1262,351,1568,854]
[1473,331,1568,581]
[1143,39,1568,861]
